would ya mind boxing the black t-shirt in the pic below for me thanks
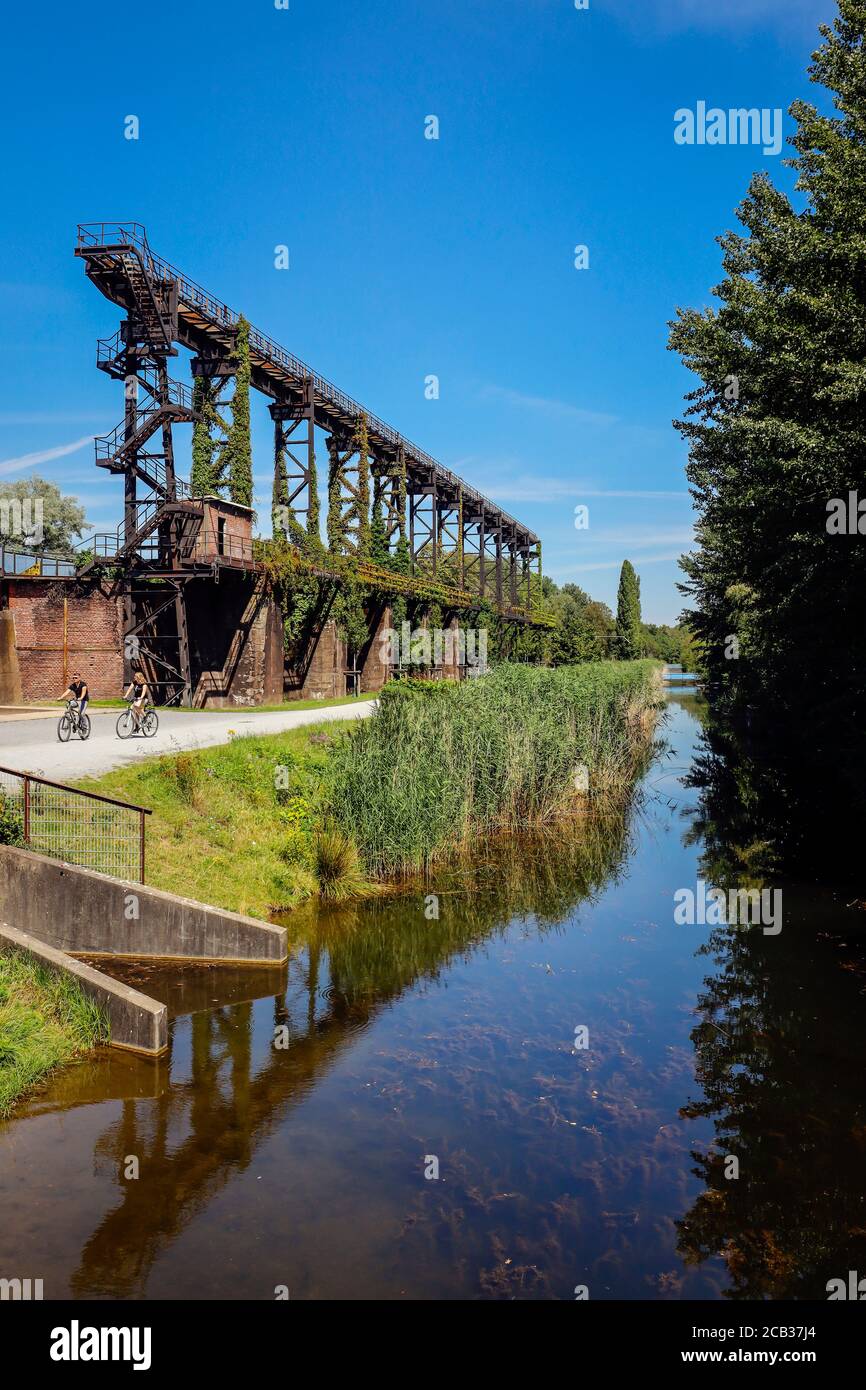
[69,680,87,698]
[132,682,145,700]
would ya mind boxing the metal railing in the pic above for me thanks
[0,545,78,578]
[76,222,540,546]
[0,765,151,883]
[193,527,255,565]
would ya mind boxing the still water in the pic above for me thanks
[2,683,866,1300]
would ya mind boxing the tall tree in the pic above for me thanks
[614,560,641,659]
[668,1,866,854]
[0,476,87,555]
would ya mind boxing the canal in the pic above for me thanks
[2,676,865,1299]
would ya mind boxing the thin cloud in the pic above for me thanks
[568,551,688,574]
[0,436,94,476]
[468,474,689,503]
[481,386,618,427]
[609,0,827,36]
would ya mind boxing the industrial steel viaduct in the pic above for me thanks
[74,223,545,703]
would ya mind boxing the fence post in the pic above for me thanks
[23,775,30,843]
[140,810,146,884]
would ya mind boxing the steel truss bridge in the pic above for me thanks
[73,223,546,703]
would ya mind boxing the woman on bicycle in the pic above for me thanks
[124,669,151,732]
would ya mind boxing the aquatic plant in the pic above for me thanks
[326,660,661,876]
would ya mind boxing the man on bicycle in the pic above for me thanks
[124,669,151,732]
[58,672,89,720]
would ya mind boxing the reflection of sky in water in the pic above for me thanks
[1,689,864,1300]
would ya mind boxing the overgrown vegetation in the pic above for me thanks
[327,662,661,877]
[76,664,660,914]
[0,951,107,1117]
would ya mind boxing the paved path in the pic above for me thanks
[0,702,377,784]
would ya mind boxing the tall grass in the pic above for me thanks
[327,661,661,876]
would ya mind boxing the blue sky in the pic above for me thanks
[0,0,836,623]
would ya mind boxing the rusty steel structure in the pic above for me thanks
[74,222,544,704]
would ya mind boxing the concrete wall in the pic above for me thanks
[0,923,167,1054]
[0,845,288,964]
[187,573,284,708]
[293,616,347,700]
[360,601,392,694]
[0,610,22,703]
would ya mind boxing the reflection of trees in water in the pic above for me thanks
[684,703,863,888]
[676,726,866,1297]
[71,805,637,1299]
[315,805,636,1005]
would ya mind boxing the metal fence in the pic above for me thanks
[0,765,151,883]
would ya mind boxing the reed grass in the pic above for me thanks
[327,661,661,876]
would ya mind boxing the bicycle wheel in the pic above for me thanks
[78,713,91,741]
[142,709,159,738]
[58,713,72,742]
[116,710,134,739]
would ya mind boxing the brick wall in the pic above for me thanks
[4,580,124,700]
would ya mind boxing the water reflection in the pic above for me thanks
[0,687,863,1299]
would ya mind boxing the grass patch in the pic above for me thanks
[72,665,660,913]
[0,950,107,1117]
[74,722,359,919]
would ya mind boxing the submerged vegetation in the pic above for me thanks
[77,662,660,917]
[0,950,107,1116]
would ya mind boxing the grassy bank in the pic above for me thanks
[327,661,661,877]
[77,722,359,919]
[0,951,107,1117]
[76,663,660,915]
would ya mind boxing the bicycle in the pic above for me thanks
[58,698,91,742]
[116,700,159,739]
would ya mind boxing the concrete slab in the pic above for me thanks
[0,845,289,964]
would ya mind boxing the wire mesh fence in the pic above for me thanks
[0,765,150,883]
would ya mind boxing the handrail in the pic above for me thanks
[0,763,151,883]
[76,222,539,546]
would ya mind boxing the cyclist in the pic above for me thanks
[58,672,89,722]
[124,669,151,732]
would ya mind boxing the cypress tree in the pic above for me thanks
[614,559,641,660]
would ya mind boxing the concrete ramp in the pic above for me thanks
[0,923,167,1054]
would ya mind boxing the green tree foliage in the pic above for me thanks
[224,316,253,509]
[0,476,87,556]
[668,1,866,846]
[369,476,390,565]
[191,376,227,497]
[614,560,641,660]
[548,582,613,663]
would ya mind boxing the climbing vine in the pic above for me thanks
[224,316,253,509]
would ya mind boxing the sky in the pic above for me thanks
[0,0,838,623]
